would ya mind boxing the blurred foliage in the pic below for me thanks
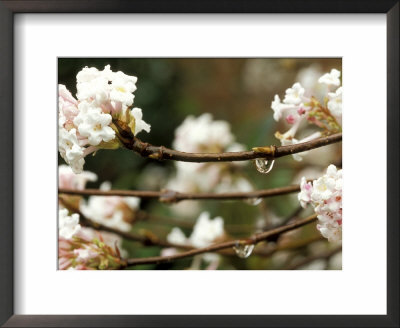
[58,58,342,270]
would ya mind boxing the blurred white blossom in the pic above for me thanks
[329,251,342,269]
[190,212,225,248]
[167,113,253,216]
[298,259,327,270]
[167,212,225,248]
[80,181,140,232]
[166,212,225,269]
[59,165,97,190]
[173,113,234,153]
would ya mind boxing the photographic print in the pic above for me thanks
[58,58,342,270]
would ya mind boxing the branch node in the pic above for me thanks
[135,139,150,157]
[149,145,165,161]
[159,189,180,203]
[139,229,160,246]
[252,145,276,158]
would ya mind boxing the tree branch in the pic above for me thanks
[114,119,341,163]
[254,235,325,257]
[135,210,261,234]
[124,213,318,267]
[58,184,302,203]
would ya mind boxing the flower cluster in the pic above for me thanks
[58,166,131,269]
[271,69,342,161]
[166,113,254,216]
[81,181,140,232]
[59,65,151,173]
[167,113,252,194]
[58,209,125,270]
[298,164,342,242]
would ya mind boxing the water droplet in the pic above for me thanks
[255,158,275,174]
[245,197,262,206]
[233,242,255,258]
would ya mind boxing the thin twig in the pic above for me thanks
[254,234,325,257]
[58,196,192,250]
[135,211,258,233]
[124,213,318,267]
[114,119,342,163]
[58,184,302,203]
[285,246,342,270]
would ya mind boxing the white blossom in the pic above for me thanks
[76,65,138,113]
[298,165,342,242]
[270,68,342,163]
[109,71,138,108]
[58,127,85,174]
[318,69,341,86]
[271,95,299,122]
[131,107,151,135]
[74,101,115,146]
[298,177,313,208]
[76,66,109,103]
[327,86,342,119]
[59,65,151,173]
[283,82,305,105]
[59,208,81,239]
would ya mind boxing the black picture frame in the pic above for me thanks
[0,1,398,327]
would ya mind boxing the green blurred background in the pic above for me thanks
[58,58,342,270]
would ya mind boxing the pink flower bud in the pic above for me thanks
[297,107,306,115]
[285,114,296,124]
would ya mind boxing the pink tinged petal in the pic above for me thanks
[59,85,78,105]
[58,257,72,270]
[83,145,98,157]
